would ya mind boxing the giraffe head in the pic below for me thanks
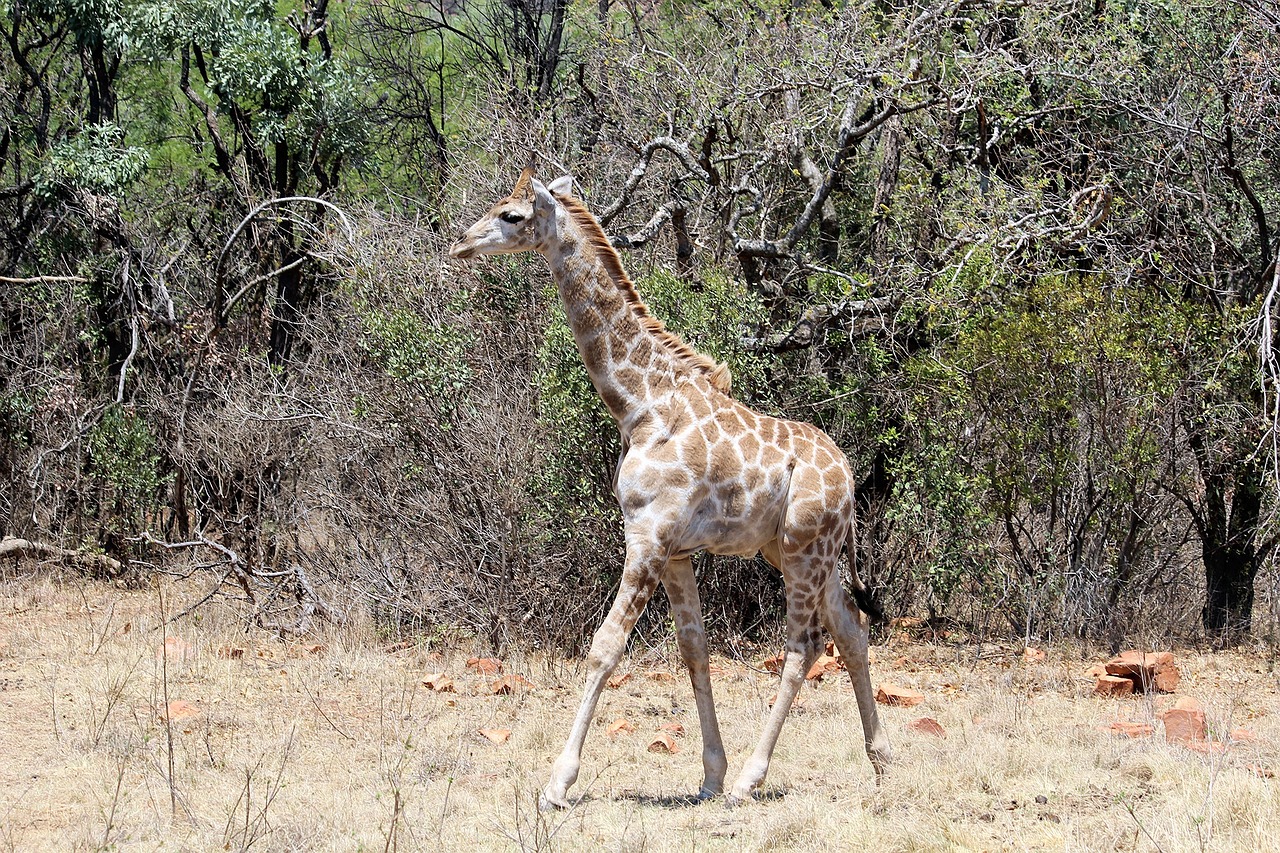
[448,169,574,260]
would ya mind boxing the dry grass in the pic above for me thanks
[1,572,1277,852]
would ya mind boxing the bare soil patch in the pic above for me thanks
[1,575,1277,851]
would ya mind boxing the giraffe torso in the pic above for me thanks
[616,374,854,562]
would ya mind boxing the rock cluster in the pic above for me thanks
[1093,650,1180,695]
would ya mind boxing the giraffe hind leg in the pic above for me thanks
[822,576,892,776]
[728,555,824,803]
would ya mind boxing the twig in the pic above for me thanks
[212,196,356,325]
[0,274,87,283]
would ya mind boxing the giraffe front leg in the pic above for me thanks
[661,557,727,800]
[541,544,663,810]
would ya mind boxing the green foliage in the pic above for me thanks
[87,405,161,511]
[35,123,149,198]
[638,269,770,397]
[360,305,473,404]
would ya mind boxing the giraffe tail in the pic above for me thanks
[846,516,884,624]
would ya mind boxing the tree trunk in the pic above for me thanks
[1201,459,1262,641]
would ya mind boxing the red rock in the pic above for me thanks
[1103,721,1154,738]
[762,652,786,674]
[490,674,534,695]
[157,636,189,662]
[305,643,327,656]
[477,728,510,744]
[1086,664,1108,679]
[159,700,201,722]
[659,722,685,737]
[647,732,679,753]
[606,718,635,736]
[876,683,924,707]
[1230,727,1259,744]
[1246,764,1275,778]
[421,673,455,693]
[805,654,842,681]
[1187,740,1226,756]
[1105,650,1179,693]
[1094,675,1136,697]
[217,646,245,660]
[466,657,502,676]
[607,672,632,689]
[644,670,675,683]
[1163,708,1207,745]
[907,717,947,737]
[1023,647,1047,663]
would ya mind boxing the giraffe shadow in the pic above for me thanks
[615,787,790,809]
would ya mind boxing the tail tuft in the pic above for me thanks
[850,583,885,626]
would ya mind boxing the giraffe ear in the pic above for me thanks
[546,174,575,196]
[531,178,558,212]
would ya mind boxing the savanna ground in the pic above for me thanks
[1,570,1277,853]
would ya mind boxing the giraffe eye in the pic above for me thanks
[499,211,525,224]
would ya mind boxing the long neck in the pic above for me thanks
[540,214,671,422]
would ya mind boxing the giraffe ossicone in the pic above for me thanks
[449,168,892,808]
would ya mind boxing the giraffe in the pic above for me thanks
[448,168,892,808]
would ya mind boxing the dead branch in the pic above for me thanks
[743,295,898,352]
[597,136,710,227]
[0,537,125,575]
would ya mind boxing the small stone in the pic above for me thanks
[876,683,925,707]
[805,654,841,681]
[1094,675,1136,697]
[421,673,455,693]
[157,636,189,662]
[490,674,534,695]
[1163,707,1207,745]
[647,732,679,754]
[1187,740,1226,755]
[477,728,511,744]
[1103,720,1154,738]
[1035,795,1048,805]
[466,657,502,676]
[606,718,635,736]
[907,717,947,737]
[159,700,201,723]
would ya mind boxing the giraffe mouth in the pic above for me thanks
[448,241,476,260]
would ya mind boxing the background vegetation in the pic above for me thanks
[3,0,1278,651]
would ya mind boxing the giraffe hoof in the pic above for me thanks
[724,790,753,808]
[539,790,571,812]
[695,786,721,803]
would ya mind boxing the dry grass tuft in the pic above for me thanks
[1,573,1277,851]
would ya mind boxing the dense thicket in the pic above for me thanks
[2,0,1278,649]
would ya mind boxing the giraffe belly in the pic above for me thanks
[675,499,784,559]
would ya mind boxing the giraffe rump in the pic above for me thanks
[553,193,733,395]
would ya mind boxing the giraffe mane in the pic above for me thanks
[554,192,733,395]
